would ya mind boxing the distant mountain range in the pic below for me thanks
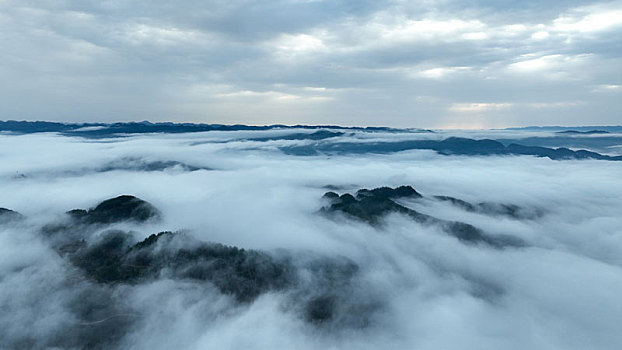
[507,125,622,133]
[2,120,621,161]
[1,120,621,135]
[0,120,407,135]
[281,136,622,161]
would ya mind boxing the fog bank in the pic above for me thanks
[1,130,621,349]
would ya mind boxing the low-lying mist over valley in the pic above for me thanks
[1,126,622,349]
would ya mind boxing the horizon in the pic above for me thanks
[1,119,622,131]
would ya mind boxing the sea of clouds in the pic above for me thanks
[1,129,621,350]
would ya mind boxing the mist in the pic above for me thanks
[1,129,621,349]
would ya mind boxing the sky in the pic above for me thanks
[0,0,621,128]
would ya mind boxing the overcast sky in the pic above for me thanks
[0,0,620,128]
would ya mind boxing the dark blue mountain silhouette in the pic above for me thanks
[282,137,622,161]
[0,120,403,136]
[3,120,620,161]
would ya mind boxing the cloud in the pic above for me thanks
[1,130,622,349]
[415,66,472,79]
[0,1,621,127]
[552,4,622,33]
[507,54,594,79]
[449,102,514,112]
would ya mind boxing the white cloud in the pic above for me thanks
[530,31,550,40]
[367,16,487,43]
[212,89,333,103]
[524,101,585,108]
[553,7,622,33]
[415,66,471,79]
[121,23,208,47]
[592,84,622,92]
[271,33,328,59]
[507,54,593,79]
[449,102,513,112]
[509,54,562,72]
[461,31,488,40]
[1,130,622,348]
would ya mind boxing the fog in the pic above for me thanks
[1,130,621,349]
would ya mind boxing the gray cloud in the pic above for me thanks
[0,0,620,127]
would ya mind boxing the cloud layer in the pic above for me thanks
[1,130,622,349]
[0,0,621,127]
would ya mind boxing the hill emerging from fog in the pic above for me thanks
[0,186,542,348]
